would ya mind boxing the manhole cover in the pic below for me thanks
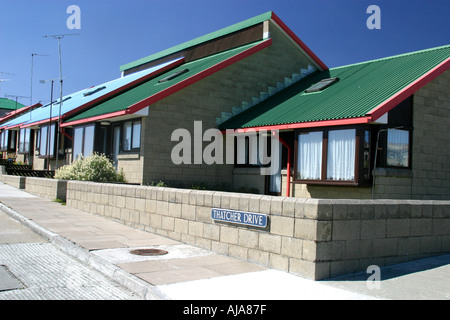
[129,249,168,256]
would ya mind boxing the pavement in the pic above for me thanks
[0,181,449,300]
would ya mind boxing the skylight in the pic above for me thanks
[305,77,339,93]
[83,86,106,97]
[157,69,189,84]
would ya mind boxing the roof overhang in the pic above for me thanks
[120,11,327,73]
[368,56,450,122]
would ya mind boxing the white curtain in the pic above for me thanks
[297,132,322,180]
[73,127,83,159]
[269,141,282,193]
[387,129,409,167]
[327,129,355,181]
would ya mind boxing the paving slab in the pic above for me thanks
[0,265,24,292]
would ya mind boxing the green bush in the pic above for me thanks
[55,153,126,183]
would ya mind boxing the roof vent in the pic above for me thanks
[305,77,339,93]
[56,96,72,104]
[157,69,189,84]
[83,86,106,97]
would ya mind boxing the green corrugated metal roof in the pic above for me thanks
[219,44,450,130]
[0,98,26,111]
[120,11,272,72]
[67,40,268,123]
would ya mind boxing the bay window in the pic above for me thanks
[39,124,56,157]
[73,124,95,160]
[296,131,322,180]
[0,130,17,152]
[327,129,355,181]
[295,127,369,185]
[18,128,31,154]
[0,130,8,151]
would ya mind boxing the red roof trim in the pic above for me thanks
[368,57,450,121]
[229,116,372,133]
[126,39,273,115]
[60,110,129,127]
[61,40,272,128]
[271,12,328,71]
[0,102,42,126]
[60,57,185,121]
[20,116,60,129]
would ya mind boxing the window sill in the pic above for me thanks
[373,167,412,178]
[117,153,140,160]
[293,179,360,187]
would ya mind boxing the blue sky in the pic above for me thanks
[0,0,449,108]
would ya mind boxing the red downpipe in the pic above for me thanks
[60,127,72,140]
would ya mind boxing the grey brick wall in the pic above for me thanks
[66,180,450,280]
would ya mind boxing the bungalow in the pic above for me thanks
[0,99,40,161]
[1,11,449,200]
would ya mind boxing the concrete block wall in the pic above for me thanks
[0,174,25,189]
[65,180,450,280]
[25,177,67,201]
[408,69,450,199]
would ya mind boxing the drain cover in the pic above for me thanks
[130,249,168,256]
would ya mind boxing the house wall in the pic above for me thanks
[374,69,450,200]
[138,24,315,187]
[274,69,450,200]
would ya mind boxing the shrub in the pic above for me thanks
[55,153,126,183]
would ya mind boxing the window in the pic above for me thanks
[305,77,339,93]
[327,129,355,181]
[73,124,95,160]
[295,127,369,185]
[234,133,272,167]
[132,122,141,149]
[386,129,409,167]
[0,130,8,151]
[297,131,323,180]
[18,128,31,154]
[8,130,16,150]
[121,120,141,152]
[39,124,56,157]
[0,130,17,152]
[36,130,41,151]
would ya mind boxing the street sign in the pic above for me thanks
[211,208,267,228]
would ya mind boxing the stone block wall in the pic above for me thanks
[25,177,67,201]
[65,180,450,280]
[0,173,25,189]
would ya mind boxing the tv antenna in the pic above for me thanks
[30,53,50,105]
[43,33,80,170]
[5,94,30,110]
